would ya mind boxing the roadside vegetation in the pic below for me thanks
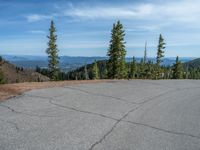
[36,20,197,80]
[0,56,6,84]
[1,20,199,84]
[0,56,49,84]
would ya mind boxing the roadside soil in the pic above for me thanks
[0,80,112,101]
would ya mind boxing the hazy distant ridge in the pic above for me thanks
[2,55,194,72]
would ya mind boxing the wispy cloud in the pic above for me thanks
[62,0,200,25]
[28,30,46,34]
[127,25,161,32]
[64,4,153,19]
[6,0,200,57]
[26,14,52,22]
[24,0,200,26]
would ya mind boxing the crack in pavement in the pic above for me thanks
[87,100,156,149]
[18,94,126,122]
[26,86,182,106]
[2,84,200,149]
[0,104,58,118]
[23,86,200,147]
[63,86,178,105]
[65,86,200,105]
[88,105,142,150]
[119,80,172,88]
[9,93,200,142]
[1,94,120,121]
[49,99,120,121]
[0,118,19,131]
[87,86,200,150]
[25,94,122,121]
[124,120,200,140]
[136,90,174,105]
[49,94,200,141]
[9,87,179,150]
[24,94,125,121]
[63,86,138,104]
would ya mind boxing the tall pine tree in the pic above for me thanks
[46,20,59,80]
[84,64,89,80]
[92,60,100,80]
[139,58,145,78]
[130,57,137,79]
[144,42,147,64]
[102,63,108,79]
[107,20,127,79]
[172,56,183,79]
[156,34,165,79]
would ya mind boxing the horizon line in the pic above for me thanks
[1,54,196,59]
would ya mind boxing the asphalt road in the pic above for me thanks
[0,80,200,150]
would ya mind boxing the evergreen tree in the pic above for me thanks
[0,70,5,84]
[146,61,154,79]
[156,34,165,79]
[92,60,100,79]
[103,65,108,79]
[141,43,148,78]
[144,42,147,64]
[107,20,127,79]
[130,57,137,79]
[156,34,165,65]
[185,64,189,79]
[0,56,3,62]
[46,20,59,80]
[139,58,146,79]
[84,64,89,80]
[172,56,183,79]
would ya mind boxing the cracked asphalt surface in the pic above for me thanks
[0,80,200,150]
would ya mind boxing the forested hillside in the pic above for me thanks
[0,58,49,84]
[183,58,200,68]
[66,57,200,80]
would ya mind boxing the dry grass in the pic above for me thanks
[0,80,112,101]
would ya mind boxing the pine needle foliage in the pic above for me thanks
[46,20,59,80]
[107,20,127,79]
[92,60,100,79]
[172,56,183,79]
[156,34,165,79]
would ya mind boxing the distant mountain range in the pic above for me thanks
[2,55,195,72]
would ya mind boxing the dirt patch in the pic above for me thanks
[0,80,114,101]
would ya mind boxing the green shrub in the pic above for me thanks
[0,71,6,84]
[0,56,3,62]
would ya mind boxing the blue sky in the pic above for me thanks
[0,0,200,57]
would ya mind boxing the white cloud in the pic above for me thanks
[62,0,200,25]
[151,0,200,23]
[127,25,161,32]
[28,30,46,34]
[26,14,52,22]
[64,4,153,19]
[25,0,200,26]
